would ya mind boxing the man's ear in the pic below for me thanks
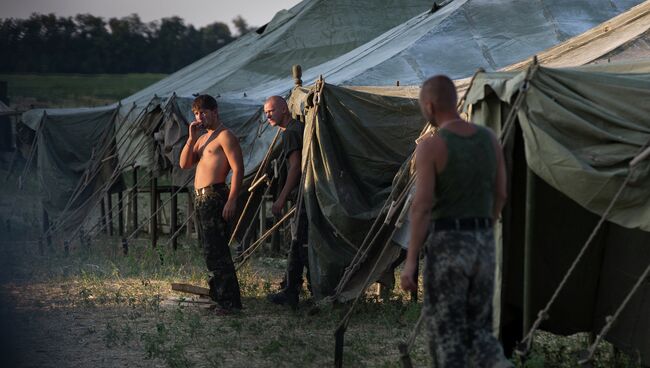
[426,101,436,120]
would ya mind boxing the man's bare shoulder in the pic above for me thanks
[217,128,240,146]
[417,133,444,156]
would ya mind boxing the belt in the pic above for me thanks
[433,217,493,231]
[194,183,227,197]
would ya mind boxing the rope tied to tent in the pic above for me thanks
[228,127,282,247]
[517,135,650,359]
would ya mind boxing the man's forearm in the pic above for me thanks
[179,139,196,169]
[406,208,430,263]
[279,165,301,201]
[228,168,243,202]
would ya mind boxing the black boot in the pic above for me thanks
[267,288,299,309]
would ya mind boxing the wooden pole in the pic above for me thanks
[132,168,138,233]
[42,208,52,248]
[151,175,158,248]
[106,192,113,236]
[100,197,107,235]
[170,187,178,250]
[186,192,194,239]
[117,191,124,236]
[523,167,536,336]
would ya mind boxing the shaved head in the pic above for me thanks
[264,95,291,128]
[265,95,288,110]
[419,75,457,122]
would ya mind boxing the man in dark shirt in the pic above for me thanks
[263,95,309,308]
[401,76,511,367]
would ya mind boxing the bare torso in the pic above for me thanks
[193,129,231,189]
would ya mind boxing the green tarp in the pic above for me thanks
[294,84,425,298]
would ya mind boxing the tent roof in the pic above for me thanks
[0,100,20,116]
[297,0,645,87]
[122,0,433,106]
[345,0,650,99]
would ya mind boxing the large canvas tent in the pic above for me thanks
[250,0,646,96]
[19,0,434,233]
[463,61,650,364]
[329,0,650,304]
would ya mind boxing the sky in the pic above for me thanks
[0,0,304,32]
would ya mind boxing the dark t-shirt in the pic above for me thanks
[282,119,304,162]
[281,119,304,202]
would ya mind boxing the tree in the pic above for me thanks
[232,15,254,36]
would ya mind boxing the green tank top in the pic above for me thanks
[431,125,496,220]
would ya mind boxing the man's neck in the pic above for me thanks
[278,115,292,130]
[206,121,223,133]
[435,113,463,129]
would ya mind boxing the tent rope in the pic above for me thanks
[45,96,165,238]
[327,63,489,304]
[70,169,154,240]
[235,206,296,270]
[579,261,650,365]
[43,101,152,236]
[228,127,281,246]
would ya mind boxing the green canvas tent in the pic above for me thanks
[19,0,434,235]
[463,62,650,363]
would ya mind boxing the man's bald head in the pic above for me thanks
[264,95,291,128]
[419,75,457,122]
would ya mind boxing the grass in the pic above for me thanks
[0,165,645,368]
[1,235,645,368]
[0,73,167,108]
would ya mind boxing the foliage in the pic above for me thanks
[0,73,166,107]
[0,13,249,74]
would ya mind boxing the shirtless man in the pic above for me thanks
[179,94,243,312]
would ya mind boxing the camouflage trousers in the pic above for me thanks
[194,184,242,310]
[422,226,511,368]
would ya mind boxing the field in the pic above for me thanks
[0,73,167,109]
[0,74,645,367]
[0,162,644,368]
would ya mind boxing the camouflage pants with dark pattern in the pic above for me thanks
[194,184,242,310]
[422,226,511,368]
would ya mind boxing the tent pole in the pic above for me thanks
[42,208,52,249]
[171,187,178,250]
[132,168,138,233]
[151,175,158,248]
[107,193,113,236]
[118,191,124,236]
[523,166,536,336]
[186,192,194,239]
[100,197,107,235]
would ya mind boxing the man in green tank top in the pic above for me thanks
[400,75,511,367]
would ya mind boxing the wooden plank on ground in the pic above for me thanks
[171,282,210,297]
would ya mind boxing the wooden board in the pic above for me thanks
[162,296,216,309]
[171,282,210,297]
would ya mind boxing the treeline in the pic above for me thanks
[0,13,255,74]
